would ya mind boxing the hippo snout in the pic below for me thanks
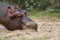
[25,22,38,31]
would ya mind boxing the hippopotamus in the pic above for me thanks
[0,2,38,31]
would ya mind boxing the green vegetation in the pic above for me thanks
[27,9,60,22]
[0,0,60,11]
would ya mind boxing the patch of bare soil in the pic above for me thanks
[0,22,60,40]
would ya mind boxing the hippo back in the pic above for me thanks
[0,2,9,17]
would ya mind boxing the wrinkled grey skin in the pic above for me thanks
[0,2,38,31]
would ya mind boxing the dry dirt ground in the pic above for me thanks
[0,21,60,40]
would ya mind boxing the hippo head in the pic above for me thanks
[7,6,23,18]
[6,6,38,31]
[18,10,38,31]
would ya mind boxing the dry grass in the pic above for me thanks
[0,22,60,40]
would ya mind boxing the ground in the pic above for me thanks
[0,21,60,40]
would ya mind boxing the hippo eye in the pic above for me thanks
[17,13,23,18]
[19,13,23,17]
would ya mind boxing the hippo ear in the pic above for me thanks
[8,6,12,9]
[7,6,13,16]
[7,6,12,12]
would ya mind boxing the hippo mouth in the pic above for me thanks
[21,16,38,31]
[22,21,38,31]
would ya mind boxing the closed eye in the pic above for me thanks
[17,13,23,18]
